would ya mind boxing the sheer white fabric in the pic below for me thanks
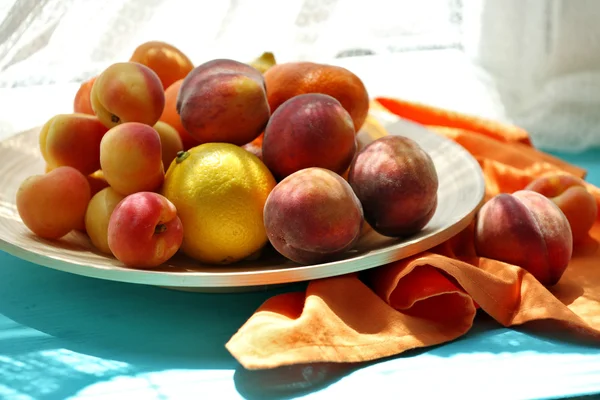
[463,0,600,151]
[0,0,598,151]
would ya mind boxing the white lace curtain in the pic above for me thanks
[1,0,599,151]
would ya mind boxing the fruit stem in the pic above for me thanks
[176,151,190,164]
[155,224,167,234]
[111,114,120,123]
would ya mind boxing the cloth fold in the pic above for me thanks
[225,97,600,370]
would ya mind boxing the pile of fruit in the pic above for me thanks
[16,40,596,288]
[15,41,440,269]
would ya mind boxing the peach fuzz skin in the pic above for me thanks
[108,192,183,268]
[348,135,438,238]
[176,59,270,146]
[91,62,165,129]
[39,113,108,176]
[263,168,364,265]
[475,190,573,287]
[85,187,126,254]
[16,166,91,240]
[100,122,164,196]
[262,93,357,180]
[526,174,598,243]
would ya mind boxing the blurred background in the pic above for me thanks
[0,0,599,151]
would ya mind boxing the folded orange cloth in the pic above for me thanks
[226,97,600,370]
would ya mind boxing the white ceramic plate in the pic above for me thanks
[0,110,485,291]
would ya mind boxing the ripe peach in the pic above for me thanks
[100,122,164,195]
[73,77,96,115]
[525,174,598,243]
[159,79,200,150]
[153,121,184,170]
[39,113,108,176]
[262,93,357,180]
[264,167,364,264]
[475,190,573,286]
[108,192,183,268]
[85,187,126,254]
[16,166,91,239]
[129,41,194,90]
[348,135,438,237]
[177,59,270,145]
[91,62,165,129]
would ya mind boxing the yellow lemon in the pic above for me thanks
[162,143,276,264]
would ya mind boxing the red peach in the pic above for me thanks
[108,192,183,268]
[348,135,438,237]
[475,190,573,286]
[264,167,364,264]
[262,93,357,180]
[177,59,270,145]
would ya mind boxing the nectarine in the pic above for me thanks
[264,167,364,264]
[475,190,573,286]
[348,135,438,237]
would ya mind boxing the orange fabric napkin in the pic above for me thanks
[225,97,600,370]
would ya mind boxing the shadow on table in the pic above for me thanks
[1,252,599,400]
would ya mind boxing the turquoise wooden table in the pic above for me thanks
[1,148,599,400]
